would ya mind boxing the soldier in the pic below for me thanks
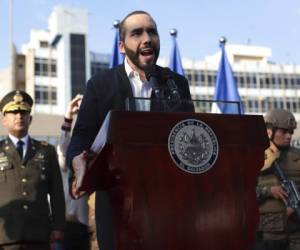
[256,109,300,250]
[0,90,65,250]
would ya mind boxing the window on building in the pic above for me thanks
[194,71,200,83]
[286,98,297,111]
[246,75,251,85]
[234,76,238,85]
[284,77,289,88]
[248,99,259,112]
[296,76,300,86]
[40,41,49,48]
[35,85,57,105]
[185,69,193,82]
[200,73,205,84]
[91,62,109,76]
[261,99,266,112]
[273,97,284,109]
[271,77,276,85]
[193,95,212,113]
[246,74,257,88]
[259,74,265,88]
[207,72,216,86]
[34,58,57,77]
[239,75,244,87]
[265,77,270,87]
[290,75,297,89]
[278,76,282,86]
[70,34,86,97]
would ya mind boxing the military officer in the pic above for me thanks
[0,90,65,250]
[256,109,300,250]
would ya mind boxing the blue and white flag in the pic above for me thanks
[169,30,184,76]
[109,27,124,68]
[212,40,244,114]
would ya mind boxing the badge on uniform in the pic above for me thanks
[34,153,45,163]
[0,155,12,182]
[37,153,44,160]
[0,156,11,169]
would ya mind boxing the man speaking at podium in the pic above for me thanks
[67,10,193,250]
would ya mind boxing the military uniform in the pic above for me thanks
[256,109,300,250]
[0,90,65,249]
[0,137,65,247]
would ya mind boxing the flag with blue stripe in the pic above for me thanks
[169,29,184,76]
[109,24,124,68]
[213,39,244,114]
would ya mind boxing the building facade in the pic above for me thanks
[180,45,300,120]
[1,5,300,143]
[21,5,89,115]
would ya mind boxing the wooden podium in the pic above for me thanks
[82,110,269,250]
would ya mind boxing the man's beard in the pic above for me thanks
[277,144,291,151]
[271,139,291,151]
[124,45,159,71]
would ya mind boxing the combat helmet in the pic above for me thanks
[264,109,297,130]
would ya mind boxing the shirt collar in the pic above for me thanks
[9,134,29,147]
[124,58,136,78]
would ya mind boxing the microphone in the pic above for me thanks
[145,67,161,99]
[166,77,180,100]
[162,68,180,100]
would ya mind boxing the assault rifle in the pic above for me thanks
[273,160,300,219]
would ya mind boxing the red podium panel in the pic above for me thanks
[82,111,269,250]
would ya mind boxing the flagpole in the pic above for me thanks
[170,28,177,38]
[169,28,184,76]
[9,0,15,90]
[109,20,124,68]
[212,36,244,114]
[219,36,227,45]
[113,19,120,29]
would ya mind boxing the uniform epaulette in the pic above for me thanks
[40,141,48,146]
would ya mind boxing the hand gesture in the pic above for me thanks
[65,94,83,119]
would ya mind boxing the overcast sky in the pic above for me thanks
[1,0,300,69]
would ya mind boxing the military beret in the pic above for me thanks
[0,90,33,114]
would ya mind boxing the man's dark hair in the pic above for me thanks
[119,10,157,42]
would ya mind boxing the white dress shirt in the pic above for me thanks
[9,134,29,159]
[124,59,152,111]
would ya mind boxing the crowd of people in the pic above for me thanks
[0,9,299,250]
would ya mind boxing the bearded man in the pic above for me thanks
[67,10,193,250]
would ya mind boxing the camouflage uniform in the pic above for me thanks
[256,109,300,250]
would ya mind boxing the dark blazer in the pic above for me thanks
[0,137,65,245]
[67,64,193,164]
[67,64,193,250]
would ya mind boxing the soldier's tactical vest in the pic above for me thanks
[258,144,300,213]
